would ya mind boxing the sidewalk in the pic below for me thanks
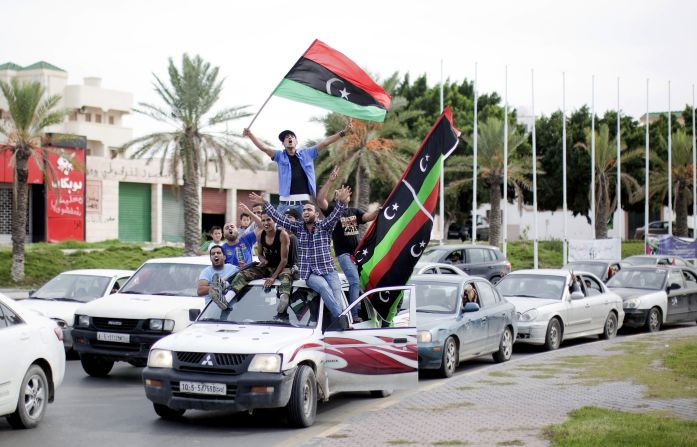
[0,288,29,299]
[302,325,697,447]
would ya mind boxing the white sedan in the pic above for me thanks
[21,269,134,352]
[0,294,65,429]
[496,269,624,350]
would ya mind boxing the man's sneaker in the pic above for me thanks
[209,274,227,310]
[277,293,290,313]
[352,316,363,323]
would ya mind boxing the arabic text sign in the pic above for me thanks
[568,239,621,261]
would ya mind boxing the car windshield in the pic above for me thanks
[414,283,459,313]
[119,263,204,297]
[606,269,666,290]
[32,274,111,302]
[563,262,605,278]
[496,274,566,300]
[420,249,446,262]
[198,285,320,328]
[623,256,657,266]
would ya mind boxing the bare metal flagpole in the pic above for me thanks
[503,66,509,257]
[591,75,596,239]
[617,77,622,241]
[440,59,445,245]
[532,69,539,269]
[645,79,650,252]
[692,84,696,240]
[562,72,568,264]
[668,81,673,235]
[472,62,478,243]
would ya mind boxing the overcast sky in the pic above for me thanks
[3,0,697,145]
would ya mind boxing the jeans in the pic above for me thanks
[337,253,360,316]
[306,271,344,319]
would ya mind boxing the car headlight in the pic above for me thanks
[148,319,175,331]
[623,298,641,309]
[518,309,539,322]
[76,314,90,327]
[147,349,173,368]
[417,330,432,343]
[52,318,68,329]
[248,354,281,373]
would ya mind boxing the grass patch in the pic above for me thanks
[327,433,349,439]
[504,240,644,270]
[427,401,475,412]
[664,343,697,380]
[530,374,556,379]
[477,379,517,386]
[489,371,515,378]
[497,441,525,446]
[544,406,697,446]
[432,441,469,446]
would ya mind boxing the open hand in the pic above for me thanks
[335,185,352,204]
[249,192,265,205]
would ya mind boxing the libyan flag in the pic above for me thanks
[354,108,460,320]
[273,39,390,122]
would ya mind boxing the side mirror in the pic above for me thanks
[188,308,201,322]
[570,291,585,300]
[668,283,681,291]
[463,302,480,313]
[327,314,350,331]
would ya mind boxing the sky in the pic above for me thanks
[3,0,697,145]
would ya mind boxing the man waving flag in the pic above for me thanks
[273,39,391,122]
[355,108,460,321]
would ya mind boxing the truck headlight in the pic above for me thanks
[148,319,175,331]
[519,309,538,322]
[417,330,432,343]
[623,298,641,309]
[248,354,281,373]
[76,314,90,327]
[147,349,173,368]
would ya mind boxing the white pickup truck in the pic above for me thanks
[142,280,417,427]
[71,256,210,377]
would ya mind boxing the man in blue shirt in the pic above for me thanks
[243,122,352,214]
[197,245,239,308]
[221,222,256,267]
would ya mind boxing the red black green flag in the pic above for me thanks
[273,39,390,122]
[354,108,460,320]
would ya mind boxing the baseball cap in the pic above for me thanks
[278,130,296,142]
[284,208,301,219]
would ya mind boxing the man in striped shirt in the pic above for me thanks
[249,186,351,319]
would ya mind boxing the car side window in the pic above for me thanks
[116,276,130,288]
[682,270,697,288]
[0,305,6,329]
[580,274,602,296]
[668,270,685,289]
[0,303,23,327]
[445,250,464,264]
[476,282,497,308]
[675,258,688,266]
[467,249,488,264]
[423,268,436,274]
[439,267,458,275]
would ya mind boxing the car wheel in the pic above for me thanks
[490,275,502,285]
[438,337,458,378]
[600,312,618,340]
[492,327,513,363]
[370,390,393,398]
[645,307,662,333]
[80,354,114,377]
[6,365,48,429]
[286,365,317,427]
[544,319,562,351]
[153,403,185,420]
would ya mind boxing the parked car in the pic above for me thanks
[0,294,65,429]
[634,221,694,239]
[606,265,697,332]
[447,215,490,241]
[562,260,620,282]
[72,256,210,377]
[496,269,624,350]
[21,269,134,353]
[412,275,516,378]
[412,262,466,276]
[142,279,417,427]
[622,255,691,267]
[420,244,510,283]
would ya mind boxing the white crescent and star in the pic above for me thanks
[383,203,399,220]
[410,241,427,257]
[326,78,351,100]
[356,248,369,263]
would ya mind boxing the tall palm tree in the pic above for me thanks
[315,73,418,210]
[575,124,644,239]
[121,54,257,255]
[649,130,694,236]
[0,79,66,282]
[451,117,530,246]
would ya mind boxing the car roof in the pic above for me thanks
[566,260,617,264]
[58,269,135,277]
[409,274,470,284]
[143,256,211,265]
[619,265,673,271]
[425,244,500,250]
[509,268,570,276]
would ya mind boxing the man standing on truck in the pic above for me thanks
[249,186,352,320]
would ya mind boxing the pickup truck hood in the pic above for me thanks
[78,293,204,319]
[20,299,82,325]
[609,287,661,300]
[153,323,315,354]
[505,297,560,314]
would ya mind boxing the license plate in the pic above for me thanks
[97,332,130,343]
[179,381,227,396]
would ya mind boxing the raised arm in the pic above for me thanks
[243,128,276,159]
[239,202,262,227]
[249,192,302,233]
[317,185,351,231]
[316,120,353,151]
[362,206,382,223]
[316,166,339,212]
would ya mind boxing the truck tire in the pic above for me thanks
[153,403,185,420]
[286,365,317,428]
[80,354,114,377]
[6,365,48,429]
[370,390,393,398]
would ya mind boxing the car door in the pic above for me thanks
[323,286,417,394]
[463,248,491,278]
[0,302,29,414]
[474,280,505,351]
[565,279,593,335]
[579,273,610,332]
[680,269,697,322]
[666,269,689,323]
[457,281,489,356]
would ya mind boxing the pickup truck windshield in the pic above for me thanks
[199,285,321,328]
[32,274,111,301]
[119,263,204,297]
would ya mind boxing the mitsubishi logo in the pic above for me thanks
[201,354,215,366]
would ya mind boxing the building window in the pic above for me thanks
[108,115,114,125]
[69,112,77,121]
[85,113,92,122]
[95,114,102,123]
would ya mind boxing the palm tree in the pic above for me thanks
[451,117,530,246]
[315,73,417,210]
[575,124,644,239]
[121,54,257,255]
[649,130,694,236]
[0,79,66,282]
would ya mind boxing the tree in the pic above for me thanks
[449,117,531,245]
[0,79,66,282]
[575,124,644,238]
[121,54,257,255]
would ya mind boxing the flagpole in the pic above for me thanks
[668,81,673,235]
[692,84,696,240]
[591,75,596,239]
[617,77,622,241]
[532,69,539,269]
[562,72,568,265]
[503,65,509,257]
[439,59,445,245]
[472,62,478,243]
[645,79,650,252]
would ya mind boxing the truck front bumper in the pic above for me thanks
[72,328,165,361]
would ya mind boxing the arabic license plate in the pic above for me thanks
[179,381,227,396]
[97,332,130,343]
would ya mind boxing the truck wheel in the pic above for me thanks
[80,354,114,377]
[286,365,317,427]
[370,390,393,398]
[153,403,185,420]
[6,365,48,429]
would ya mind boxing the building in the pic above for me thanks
[0,61,277,243]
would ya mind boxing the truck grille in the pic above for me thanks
[174,352,251,374]
[176,352,249,366]
[92,317,140,331]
